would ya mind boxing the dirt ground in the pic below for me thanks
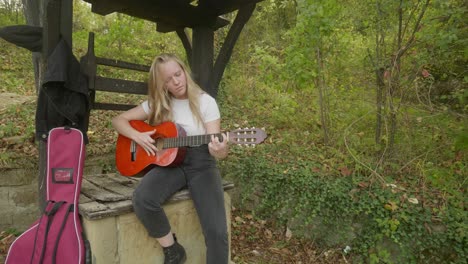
[0,93,35,113]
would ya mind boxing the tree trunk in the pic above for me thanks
[375,67,385,144]
[21,0,42,93]
[316,46,329,145]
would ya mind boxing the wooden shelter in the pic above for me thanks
[38,0,264,208]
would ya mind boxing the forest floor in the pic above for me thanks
[0,208,350,264]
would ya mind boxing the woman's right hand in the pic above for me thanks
[132,129,158,156]
[112,104,157,156]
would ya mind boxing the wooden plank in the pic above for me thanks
[85,173,140,187]
[85,174,135,199]
[92,103,137,111]
[79,194,93,204]
[96,57,150,72]
[94,76,147,95]
[79,201,109,214]
[81,209,119,220]
[106,200,133,213]
[106,173,140,185]
[80,201,131,220]
[81,178,126,202]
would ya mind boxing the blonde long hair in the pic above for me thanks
[147,53,204,126]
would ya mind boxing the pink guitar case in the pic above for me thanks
[6,127,86,264]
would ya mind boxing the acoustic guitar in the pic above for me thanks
[115,120,267,176]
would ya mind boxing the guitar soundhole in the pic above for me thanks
[155,138,165,150]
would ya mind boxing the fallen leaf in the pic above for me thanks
[235,216,244,224]
[339,166,352,176]
[285,227,292,241]
[358,182,368,188]
[384,201,398,211]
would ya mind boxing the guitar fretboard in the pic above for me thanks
[162,133,224,149]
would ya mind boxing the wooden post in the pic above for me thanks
[38,0,73,211]
[191,27,214,97]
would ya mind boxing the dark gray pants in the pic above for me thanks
[132,145,228,264]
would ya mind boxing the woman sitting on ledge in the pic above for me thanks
[112,53,229,264]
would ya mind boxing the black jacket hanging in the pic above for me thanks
[35,38,89,142]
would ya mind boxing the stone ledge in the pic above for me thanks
[79,173,235,220]
[80,173,234,264]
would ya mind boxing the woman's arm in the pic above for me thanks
[112,105,158,156]
[205,119,229,159]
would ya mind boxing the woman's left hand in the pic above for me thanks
[208,133,229,159]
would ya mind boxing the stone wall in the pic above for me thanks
[0,167,39,231]
[0,153,112,231]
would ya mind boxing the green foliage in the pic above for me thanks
[0,0,24,26]
[0,27,34,95]
[222,140,466,262]
[0,103,35,138]
[283,0,343,90]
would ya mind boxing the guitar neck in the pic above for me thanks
[162,133,225,149]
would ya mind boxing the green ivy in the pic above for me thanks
[221,146,467,263]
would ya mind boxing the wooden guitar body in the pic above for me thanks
[115,121,186,176]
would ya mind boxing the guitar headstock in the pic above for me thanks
[228,127,267,146]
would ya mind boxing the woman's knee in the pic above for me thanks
[133,189,163,212]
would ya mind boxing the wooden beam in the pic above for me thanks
[211,3,256,98]
[94,77,147,95]
[95,57,150,72]
[83,0,231,31]
[176,28,192,65]
[92,103,137,111]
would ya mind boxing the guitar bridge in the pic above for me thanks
[131,141,136,162]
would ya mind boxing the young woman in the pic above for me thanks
[112,53,229,264]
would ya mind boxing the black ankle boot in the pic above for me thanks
[163,234,186,264]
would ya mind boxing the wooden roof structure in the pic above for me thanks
[77,0,264,98]
[83,0,264,33]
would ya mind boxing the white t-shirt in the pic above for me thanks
[141,93,220,136]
